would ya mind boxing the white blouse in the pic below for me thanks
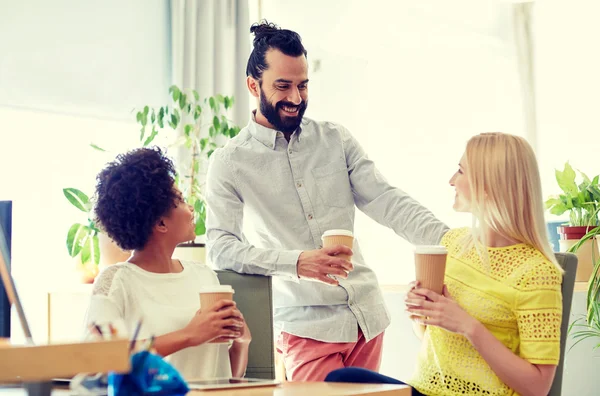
[84,260,232,380]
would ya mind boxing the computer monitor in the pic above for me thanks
[0,201,12,338]
[0,200,33,343]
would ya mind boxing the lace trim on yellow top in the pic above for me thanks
[409,228,563,396]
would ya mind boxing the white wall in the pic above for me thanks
[0,0,171,342]
[0,0,170,119]
[261,0,523,284]
[535,1,600,205]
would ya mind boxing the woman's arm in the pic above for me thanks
[228,320,252,377]
[465,320,556,396]
[407,286,556,396]
[154,300,244,357]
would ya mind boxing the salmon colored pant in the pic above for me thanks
[276,329,384,382]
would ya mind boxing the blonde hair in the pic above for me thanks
[463,132,562,272]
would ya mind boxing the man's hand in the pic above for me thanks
[297,245,354,286]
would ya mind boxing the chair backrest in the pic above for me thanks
[548,252,578,396]
[215,270,275,380]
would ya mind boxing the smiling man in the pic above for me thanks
[205,21,449,382]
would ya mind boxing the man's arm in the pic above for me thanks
[206,151,353,283]
[340,127,449,245]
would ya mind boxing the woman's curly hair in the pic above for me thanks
[94,147,179,250]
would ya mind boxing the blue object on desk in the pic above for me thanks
[108,351,189,396]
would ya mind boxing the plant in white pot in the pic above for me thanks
[545,162,600,281]
[64,188,130,282]
[132,86,240,263]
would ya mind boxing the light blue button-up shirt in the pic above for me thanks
[206,114,449,343]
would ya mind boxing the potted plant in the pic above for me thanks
[132,86,240,262]
[545,162,600,281]
[568,226,600,351]
[64,188,130,283]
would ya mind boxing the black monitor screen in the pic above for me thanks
[0,201,12,337]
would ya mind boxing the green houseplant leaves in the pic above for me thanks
[133,85,240,237]
[63,188,100,266]
[544,162,600,227]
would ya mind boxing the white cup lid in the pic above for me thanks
[414,245,447,255]
[322,229,354,239]
[199,285,235,294]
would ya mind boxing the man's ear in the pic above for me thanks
[155,219,168,234]
[247,76,260,98]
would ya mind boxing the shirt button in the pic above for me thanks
[308,214,313,220]
[288,149,292,154]
[296,182,302,188]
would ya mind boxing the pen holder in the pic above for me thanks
[108,351,188,396]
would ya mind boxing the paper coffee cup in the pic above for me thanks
[199,285,235,311]
[321,229,354,261]
[414,245,447,294]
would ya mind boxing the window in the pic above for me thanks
[261,0,524,283]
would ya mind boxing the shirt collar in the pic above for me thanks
[248,111,304,150]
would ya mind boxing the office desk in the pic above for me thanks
[0,382,411,395]
[189,382,411,395]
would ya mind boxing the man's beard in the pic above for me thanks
[259,93,307,134]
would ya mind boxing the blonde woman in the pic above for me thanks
[326,133,563,396]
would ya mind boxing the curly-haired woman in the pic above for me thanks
[84,147,250,380]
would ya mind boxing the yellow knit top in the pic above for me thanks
[410,228,563,396]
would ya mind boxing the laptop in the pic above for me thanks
[186,377,280,391]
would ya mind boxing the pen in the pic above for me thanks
[129,319,143,353]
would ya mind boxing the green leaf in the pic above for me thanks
[139,126,146,143]
[157,107,165,128]
[547,201,568,216]
[216,94,225,103]
[581,171,592,185]
[184,124,193,137]
[193,90,200,101]
[194,105,202,120]
[209,97,216,111]
[209,126,216,138]
[194,199,205,214]
[213,115,220,131]
[179,93,187,110]
[63,188,90,212]
[169,85,181,102]
[229,126,240,138]
[136,111,143,124]
[92,234,100,265]
[195,210,206,236]
[90,143,107,152]
[80,235,91,264]
[143,127,159,146]
[200,138,208,151]
[150,109,156,124]
[556,163,578,196]
[224,96,231,110]
[207,149,215,158]
[170,113,178,128]
[66,223,85,257]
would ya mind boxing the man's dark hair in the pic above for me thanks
[246,20,307,80]
[94,147,179,251]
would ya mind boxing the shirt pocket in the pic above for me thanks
[312,163,353,208]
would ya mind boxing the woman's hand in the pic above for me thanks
[405,281,426,322]
[405,284,479,336]
[184,299,244,345]
[233,318,252,345]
